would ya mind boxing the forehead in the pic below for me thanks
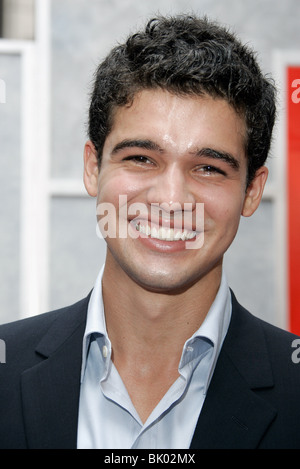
[106,89,247,158]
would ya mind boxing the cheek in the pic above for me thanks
[202,186,245,229]
[97,172,142,204]
[96,173,150,231]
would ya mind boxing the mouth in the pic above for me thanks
[135,221,197,241]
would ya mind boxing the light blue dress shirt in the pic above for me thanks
[77,266,231,449]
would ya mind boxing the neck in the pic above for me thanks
[101,255,222,358]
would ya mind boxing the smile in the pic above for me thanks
[135,222,197,241]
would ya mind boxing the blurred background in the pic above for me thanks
[0,0,299,332]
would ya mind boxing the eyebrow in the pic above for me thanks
[194,147,240,170]
[111,139,164,154]
[111,139,240,170]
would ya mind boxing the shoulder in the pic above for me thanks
[230,290,299,342]
[0,294,90,366]
[0,295,90,338]
[252,311,300,376]
[229,291,300,379]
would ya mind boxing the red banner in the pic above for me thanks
[287,66,300,334]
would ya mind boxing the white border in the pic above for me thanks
[30,0,51,317]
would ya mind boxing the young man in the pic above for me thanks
[0,14,299,449]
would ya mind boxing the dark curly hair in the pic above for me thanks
[88,14,276,185]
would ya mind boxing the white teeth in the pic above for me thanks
[136,223,196,241]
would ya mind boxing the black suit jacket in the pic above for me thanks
[0,291,299,449]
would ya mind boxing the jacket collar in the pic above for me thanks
[21,295,90,449]
[190,292,276,449]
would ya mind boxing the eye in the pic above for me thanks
[123,155,154,166]
[195,165,226,176]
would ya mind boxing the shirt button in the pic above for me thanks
[102,345,108,358]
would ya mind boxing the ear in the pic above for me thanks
[241,166,269,217]
[83,140,99,197]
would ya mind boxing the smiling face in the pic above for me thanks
[84,89,268,294]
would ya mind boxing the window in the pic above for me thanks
[0,0,35,40]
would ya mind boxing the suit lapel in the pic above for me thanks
[190,294,277,449]
[21,296,89,449]
[20,291,277,449]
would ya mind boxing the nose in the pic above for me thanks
[146,163,196,212]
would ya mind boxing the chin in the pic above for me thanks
[128,267,202,295]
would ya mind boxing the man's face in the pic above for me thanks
[84,89,267,293]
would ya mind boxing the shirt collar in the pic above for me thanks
[80,265,107,382]
[192,268,231,350]
[81,265,232,385]
[178,270,232,392]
